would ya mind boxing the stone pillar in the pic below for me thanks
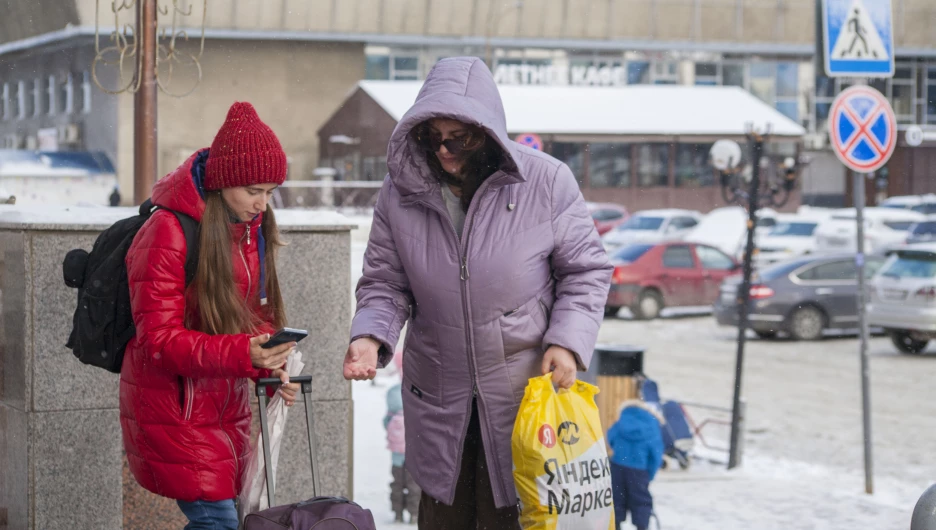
[0,206,354,530]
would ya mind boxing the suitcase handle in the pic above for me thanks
[255,375,319,507]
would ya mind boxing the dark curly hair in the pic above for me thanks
[413,122,504,213]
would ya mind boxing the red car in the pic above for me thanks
[587,202,629,236]
[606,242,740,319]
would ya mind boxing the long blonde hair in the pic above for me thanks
[191,192,286,335]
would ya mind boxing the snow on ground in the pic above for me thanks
[347,212,934,529]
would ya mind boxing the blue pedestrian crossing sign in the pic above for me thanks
[822,0,894,77]
[828,86,896,173]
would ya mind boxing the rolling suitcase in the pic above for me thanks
[243,376,376,530]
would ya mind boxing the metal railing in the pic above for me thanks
[275,180,382,209]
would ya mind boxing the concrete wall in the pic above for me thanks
[0,206,355,530]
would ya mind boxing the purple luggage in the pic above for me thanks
[244,376,376,530]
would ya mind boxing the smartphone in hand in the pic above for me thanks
[261,327,308,348]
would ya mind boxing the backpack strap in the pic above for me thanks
[170,211,200,286]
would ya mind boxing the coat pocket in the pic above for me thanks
[500,296,549,357]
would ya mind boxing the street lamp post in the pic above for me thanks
[710,126,801,469]
[93,0,208,205]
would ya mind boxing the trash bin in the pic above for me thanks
[590,344,645,438]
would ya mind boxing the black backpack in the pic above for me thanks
[63,199,199,373]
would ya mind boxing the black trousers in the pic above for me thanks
[418,401,521,530]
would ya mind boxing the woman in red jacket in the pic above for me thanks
[121,102,298,529]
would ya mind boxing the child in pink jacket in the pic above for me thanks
[384,352,420,523]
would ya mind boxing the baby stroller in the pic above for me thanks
[640,377,693,470]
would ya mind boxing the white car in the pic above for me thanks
[868,244,936,354]
[754,212,831,266]
[814,207,925,254]
[683,206,776,260]
[879,194,936,215]
[601,209,701,252]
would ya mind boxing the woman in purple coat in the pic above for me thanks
[343,57,612,529]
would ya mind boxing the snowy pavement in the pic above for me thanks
[347,223,934,529]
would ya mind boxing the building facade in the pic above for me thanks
[0,0,934,205]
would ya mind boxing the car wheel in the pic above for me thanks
[604,306,621,318]
[788,306,825,341]
[891,332,929,355]
[631,289,664,320]
[755,330,778,340]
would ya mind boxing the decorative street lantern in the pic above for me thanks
[92,0,208,204]
[709,125,803,470]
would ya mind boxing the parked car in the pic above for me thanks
[606,241,739,319]
[587,202,629,236]
[602,209,702,253]
[905,218,936,244]
[879,194,936,215]
[754,212,831,266]
[814,207,925,254]
[684,206,777,260]
[714,253,886,340]
[868,244,936,354]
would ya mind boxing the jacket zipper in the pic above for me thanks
[220,226,252,486]
[417,175,506,503]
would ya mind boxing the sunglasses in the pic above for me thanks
[413,125,485,155]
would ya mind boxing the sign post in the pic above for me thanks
[828,85,897,495]
[821,0,894,78]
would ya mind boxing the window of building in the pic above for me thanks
[550,142,585,185]
[694,62,718,86]
[82,71,92,114]
[60,73,74,114]
[674,143,714,188]
[890,64,916,123]
[722,63,745,88]
[47,75,56,116]
[627,61,650,84]
[588,143,631,188]
[15,81,26,120]
[749,62,776,105]
[927,66,936,125]
[636,144,669,187]
[391,54,420,80]
[362,156,388,181]
[651,62,678,85]
[20,80,33,118]
[10,82,22,120]
[1,83,8,121]
[365,54,390,80]
[32,78,42,117]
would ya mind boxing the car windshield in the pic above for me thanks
[880,252,936,279]
[911,203,936,214]
[757,259,812,281]
[882,221,916,231]
[880,203,912,210]
[618,216,664,231]
[611,244,654,263]
[768,222,818,237]
[910,221,936,235]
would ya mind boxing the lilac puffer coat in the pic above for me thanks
[350,57,612,508]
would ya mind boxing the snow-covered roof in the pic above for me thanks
[358,81,806,138]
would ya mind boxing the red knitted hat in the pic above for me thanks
[204,102,287,190]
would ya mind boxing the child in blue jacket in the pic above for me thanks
[607,400,665,530]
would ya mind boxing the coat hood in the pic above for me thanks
[151,149,210,222]
[615,401,665,442]
[387,57,524,197]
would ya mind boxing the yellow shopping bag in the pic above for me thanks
[512,373,615,530]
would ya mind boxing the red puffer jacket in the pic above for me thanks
[120,149,275,502]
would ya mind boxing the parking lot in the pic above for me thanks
[597,309,935,527]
